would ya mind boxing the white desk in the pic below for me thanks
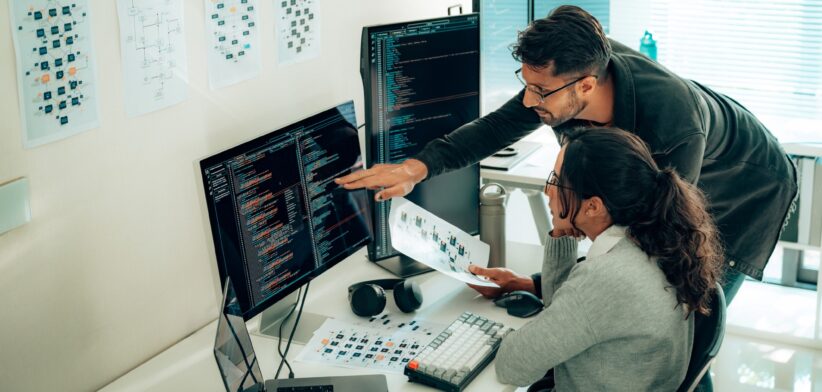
[480,130,560,244]
[101,241,547,392]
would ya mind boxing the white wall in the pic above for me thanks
[0,1,467,390]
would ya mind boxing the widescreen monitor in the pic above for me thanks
[200,101,371,321]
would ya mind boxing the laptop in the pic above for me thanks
[213,277,389,392]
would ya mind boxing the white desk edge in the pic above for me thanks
[101,241,551,392]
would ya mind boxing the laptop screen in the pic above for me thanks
[214,278,265,392]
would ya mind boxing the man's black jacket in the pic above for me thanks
[415,39,797,279]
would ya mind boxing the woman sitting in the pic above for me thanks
[469,127,723,390]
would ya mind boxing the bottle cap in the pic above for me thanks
[480,183,507,206]
[641,30,656,45]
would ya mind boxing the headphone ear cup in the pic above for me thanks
[350,284,387,317]
[393,280,423,313]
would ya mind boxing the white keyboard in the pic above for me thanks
[404,312,513,391]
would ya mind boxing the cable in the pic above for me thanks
[274,282,310,379]
[282,281,310,379]
[276,282,311,379]
[357,123,365,129]
[275,286,301,379]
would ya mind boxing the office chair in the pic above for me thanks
[677,283,727,392]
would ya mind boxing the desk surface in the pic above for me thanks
[479,130,559,190]
[101,241,548,392]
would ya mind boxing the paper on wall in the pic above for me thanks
[9,0,101,148]
[116,0,188,117]
[203,0,261,89]
[275,0,321,65]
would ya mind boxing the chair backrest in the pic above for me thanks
[676,283,727,392]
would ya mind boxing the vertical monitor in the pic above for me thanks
[200,101,371,319]
[361,14,481,267]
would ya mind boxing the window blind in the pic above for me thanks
[479,0,529,114]
[650,0,822,124]
[534,1,610,32]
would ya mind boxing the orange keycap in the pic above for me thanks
[408,360,419,370]
[321,338,329,345]
[385,341,394,347]
[41,74,50,83]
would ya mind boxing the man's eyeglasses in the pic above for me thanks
[544,170,574,194]
[515,69,595,104]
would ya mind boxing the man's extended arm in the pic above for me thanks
[336,90,541,200]
[414,90,542,178]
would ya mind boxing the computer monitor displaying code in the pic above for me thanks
[200,101,371,319]
[361,14,481,268]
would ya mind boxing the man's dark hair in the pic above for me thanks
[512,5,611,78]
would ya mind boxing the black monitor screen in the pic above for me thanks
[361,14,480,260]
[201,101,371,319]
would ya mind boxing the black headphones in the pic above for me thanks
[347,279,423,317]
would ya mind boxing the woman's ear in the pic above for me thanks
[584,196,608,218]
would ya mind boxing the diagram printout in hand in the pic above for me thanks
[389,197,497,287]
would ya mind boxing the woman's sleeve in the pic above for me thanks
[540,236,578,306]
[495,282,597,386]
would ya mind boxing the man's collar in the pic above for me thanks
[608,54,636,132]
[586,225,627,258]
[552,51,635,134]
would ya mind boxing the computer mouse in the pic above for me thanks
[493,290,543,318]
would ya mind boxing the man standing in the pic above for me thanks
[338,5,796,319]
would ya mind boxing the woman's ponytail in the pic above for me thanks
[628,168,722,316]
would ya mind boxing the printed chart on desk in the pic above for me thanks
[390,198,496,287]
[297,313,445,374]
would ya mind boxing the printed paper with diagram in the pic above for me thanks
[296,315,444,374]
[389,197,496,287]
[9,0,101,148]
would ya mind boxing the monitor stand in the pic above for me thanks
[373,254,434,278]
[257,290,328,345]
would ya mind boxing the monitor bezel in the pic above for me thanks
[360,12,479,34]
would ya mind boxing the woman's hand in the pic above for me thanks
[466,265,535,299]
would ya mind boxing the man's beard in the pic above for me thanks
[539,92,584,127]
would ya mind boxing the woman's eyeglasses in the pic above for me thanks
[544,170,574,194]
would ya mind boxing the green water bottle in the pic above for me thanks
[639,30,657,61]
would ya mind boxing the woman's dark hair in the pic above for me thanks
[511,5,611,78]
[557,127,723,316]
